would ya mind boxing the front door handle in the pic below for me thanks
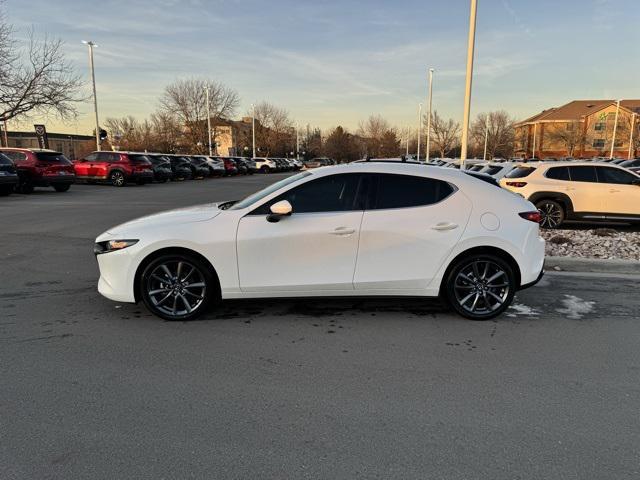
[609,189,620,193]
[431,222,458,231]
[330,227,356,236]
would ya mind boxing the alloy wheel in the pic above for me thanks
[453,260,511,316]
[145,260,206,318]
[111,171,125,187]
[538,201,563,228]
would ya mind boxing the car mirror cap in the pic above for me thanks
[270,200,292,216]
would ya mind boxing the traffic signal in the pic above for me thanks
[99,129,108,141]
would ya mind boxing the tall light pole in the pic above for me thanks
[610,99,621,159]
[205,86,212,155]
[629,112,637,159]
[405,126,410,157]
[460,0,478,169]
[426,68,434,162]
[483,115,490,161]
[532,123,537,159]
[251,103,256,158]
[417,103,423,159]
[82,40,100,151]
[295,122,299,159]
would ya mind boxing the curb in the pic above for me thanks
[545,256,640,275]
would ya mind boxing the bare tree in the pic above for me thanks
[545,120,586,157]
[250,101,294,156]
[428,111,460,158]
[470,111,516,159]
[159,77,239,153]
[0,5,84,124]
[357,114,398,157]
[149,111,182,153]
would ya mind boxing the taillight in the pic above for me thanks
[519,211,541,223]
[506,181,527,188]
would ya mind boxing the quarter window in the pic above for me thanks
[372,174,453,210]
[505,166,536,178]
[596,167,638,185]
[568,166,597,182]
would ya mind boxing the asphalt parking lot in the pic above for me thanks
[1,175,639,479]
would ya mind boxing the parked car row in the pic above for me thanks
[356,157,640,229]
[0,147,76,194]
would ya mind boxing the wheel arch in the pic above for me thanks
[528,191,574,216]
[438,246,522,296]
[133,246,221,303]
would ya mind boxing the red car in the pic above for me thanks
[0,148,76,193]
[74,151,154,186]
[222,157,238,176]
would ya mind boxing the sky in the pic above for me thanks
[4,0,640,135]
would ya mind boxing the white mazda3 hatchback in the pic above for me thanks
[94,163,545,321]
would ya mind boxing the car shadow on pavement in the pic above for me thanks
[194,297,450,322]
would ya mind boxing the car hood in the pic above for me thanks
[99,203,223,238]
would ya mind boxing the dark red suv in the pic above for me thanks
[0,148,76,193]
[74,151,154,186]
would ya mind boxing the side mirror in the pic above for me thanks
[267,200,292,223]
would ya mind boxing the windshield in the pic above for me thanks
[35,152,71,164]
[229,172,312,210]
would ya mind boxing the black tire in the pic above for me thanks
[109,170,126,187]
[0,185,13,196]
[444,253,516,320]
[535,199,565,229]
[260,166,270,174]
[53,184,70,192]
[19,182,34,194]
[140,253,217,321]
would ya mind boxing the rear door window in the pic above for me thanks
[4,151,27,162]
[371,174,454,210]
[505,166,535,178]
[568,166,597,182]
[546,166,570,181]
[484,166,503,176]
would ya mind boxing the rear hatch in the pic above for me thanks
[128,154,153,173]
[35,152,75,175]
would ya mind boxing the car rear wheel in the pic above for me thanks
[19,182,34,194]
[53,184,70,192]
[536,199,565,229]
[109,170,126,187]
[445,254,516,320]
[260,166,270,174]
[140,254,215,321]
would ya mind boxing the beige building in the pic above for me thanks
[515,100,640,159]
[212,117,254,156]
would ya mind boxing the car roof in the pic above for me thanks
[0,147,61,153]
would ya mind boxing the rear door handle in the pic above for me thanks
[330,227,356,236]
[431,222,458,231]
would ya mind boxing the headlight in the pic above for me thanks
[94,239,138,255]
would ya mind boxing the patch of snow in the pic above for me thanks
[506,303,540,317]
[556,294,595,320]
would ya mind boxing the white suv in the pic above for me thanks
[499,161,640,228]
[253,157,277,173]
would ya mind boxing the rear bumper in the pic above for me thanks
[33,174,76,186]
[519,266,544,290]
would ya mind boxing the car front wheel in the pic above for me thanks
[536,199,565,229]
[140,254,215,321]
[444,254,516,320]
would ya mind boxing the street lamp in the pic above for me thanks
[460,0,478,169]
[251,103,256,158]
[82,40,101,151]
[417,103,423,159]
[295,122,299,160]
[426,68,434,162]
[610,99,621,159]
[205,86,212,156]
[629,112,637,159]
